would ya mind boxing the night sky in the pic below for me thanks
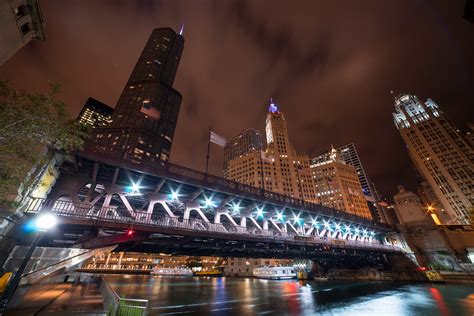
[1,0,473,199]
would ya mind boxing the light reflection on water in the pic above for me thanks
[104,275,474,315]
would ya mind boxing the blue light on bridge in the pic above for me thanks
[203,196,217,208]
[232,202,241,213]
[293,214,301,225]
[169,189,180,201]
[335,223,341,231]
[276,211,284,221]
[126,181,142,195]
[256,206,264,218]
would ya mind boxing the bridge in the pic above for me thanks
[15,151,404,264]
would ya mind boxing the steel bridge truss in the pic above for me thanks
[23,153,399,253]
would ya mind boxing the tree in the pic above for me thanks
[0,80,89,207]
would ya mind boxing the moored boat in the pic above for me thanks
[193,269,223,277]
[253,266,296,280]
[151,267,193,276]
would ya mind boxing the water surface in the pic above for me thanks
[105,275,474,315]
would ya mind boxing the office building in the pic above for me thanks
[85,28,184,165]
[312,144,388,222]
[310,147,373,219]
[226,100,315,201]
[0,0,45,65]
[76,97,113,128]
[223,128,263,177]
[393,93,473,224]
[312,143,373,200]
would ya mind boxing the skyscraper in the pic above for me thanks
[226,100,315,201]
[310,147,373,219]
[311,143,373,199]
[393,93,473,224]
[0,0,45,65]
[85,28,184,165]
[311,143,386,222]
[223,128,264,177]
[77,97,113,128]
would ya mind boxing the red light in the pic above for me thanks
[127,230,134,236]
[419,266,426,271]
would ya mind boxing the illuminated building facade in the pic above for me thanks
[393,93,473,224]
[77,97,113,128]
[82,253,221,272]
[312,143,373,199]
[226,100,315,201]
[0,0,45,65]
[223,128,264,177]
[85,28,184,165]
[310,147,373,219]
[311,143,389,222]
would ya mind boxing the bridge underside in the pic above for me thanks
[13,152,403,271]
[12,218,396,271]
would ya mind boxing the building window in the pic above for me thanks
[20,22,31,36]
[15,5,28,19]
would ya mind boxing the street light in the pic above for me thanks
[0,213,58,311]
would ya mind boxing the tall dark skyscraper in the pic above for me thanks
[85,28,184,165]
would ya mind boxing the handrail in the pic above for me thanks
[23,197,402,253]
[100,279,148,316]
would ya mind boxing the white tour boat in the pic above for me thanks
[253,266,296,280]
[150,267,193,276]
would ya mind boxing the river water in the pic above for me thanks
[105,275,474,315]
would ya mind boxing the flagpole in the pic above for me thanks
[205,125,211,175]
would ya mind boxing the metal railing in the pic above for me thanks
[100,279,148,316]
[23,197,402,253]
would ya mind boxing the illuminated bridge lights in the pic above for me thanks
[169,188,181,201]
[202,195,217,208]
[231,202,241,213]
[256,206,264,218]
[126,181,142,195]
[276,211,284,222]
[323,220,330,229]
[292,213,303,226]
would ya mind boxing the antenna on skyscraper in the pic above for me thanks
[179,24,184,35]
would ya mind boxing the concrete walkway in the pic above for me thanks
[4,282,105,315]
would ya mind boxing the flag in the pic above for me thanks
[140,99,161,120]
[210,131,226,147]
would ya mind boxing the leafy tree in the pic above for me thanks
[0,80,89,207]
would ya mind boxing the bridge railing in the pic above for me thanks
[23,197,402,253]
[100,279,148,316]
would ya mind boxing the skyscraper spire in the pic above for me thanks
[268,97,278,113]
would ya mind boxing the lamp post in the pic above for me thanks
[0,214,57,311]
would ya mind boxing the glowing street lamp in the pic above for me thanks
[0,213,58,310]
